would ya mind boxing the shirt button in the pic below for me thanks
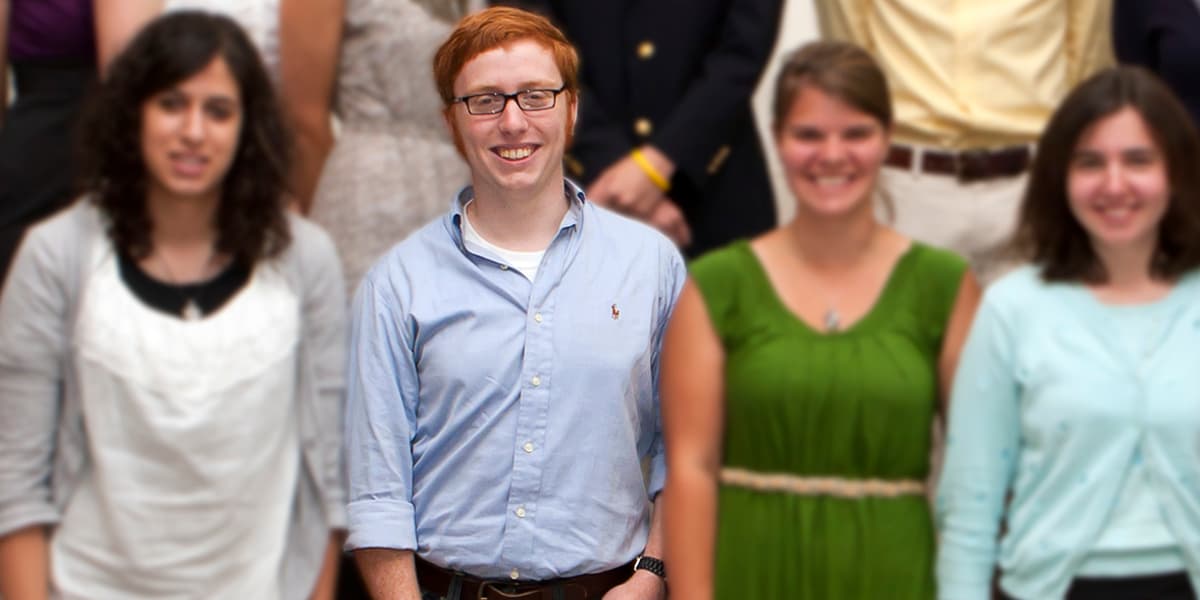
[531,375,541,387]
[499,264,509,270]
[510,568,520,580]
[636,40,655,60]
[515,506,526,518]
[523,442,534,453]
[534,312,543,323]
[634,117,652,137]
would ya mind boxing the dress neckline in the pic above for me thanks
[737,239,921,338]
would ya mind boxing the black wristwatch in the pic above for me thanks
[633,554,667,580]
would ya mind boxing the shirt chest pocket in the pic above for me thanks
[551,296,657,379]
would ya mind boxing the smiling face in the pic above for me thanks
[447,39,576,202]
[1067,106,1169,260]
[775,84,889,220]
[140,56,243,206]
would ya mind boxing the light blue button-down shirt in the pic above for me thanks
[936,266,1200,600]
[344,181,686,580]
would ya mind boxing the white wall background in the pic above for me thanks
[751,0,819,225]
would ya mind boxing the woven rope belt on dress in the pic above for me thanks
[719,466,926,498]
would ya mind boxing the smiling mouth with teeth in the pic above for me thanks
[497,146,535,160]
[815,175,851,186]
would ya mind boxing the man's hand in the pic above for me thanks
[647,198,692,249]
[600,569,666,600]
[587,146,676,219]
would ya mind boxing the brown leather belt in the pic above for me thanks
[885,143,1032,182]
[415,556,632,600]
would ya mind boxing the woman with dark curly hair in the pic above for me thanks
[0,11,346,599]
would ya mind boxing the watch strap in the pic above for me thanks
[633,554,666,580]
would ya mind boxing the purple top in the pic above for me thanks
[8,0,95,61]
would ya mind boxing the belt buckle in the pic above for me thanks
[478,581,541,600]
[955,148,991,183]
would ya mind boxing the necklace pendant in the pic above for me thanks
[823,307,840,332]
[182,299,203,321]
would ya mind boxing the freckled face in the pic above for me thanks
[775,85,889,219]
[447,39,576,200]
[140,56,243,204]
[1067,107,1169,257]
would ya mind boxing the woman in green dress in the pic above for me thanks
[662,40,981,599]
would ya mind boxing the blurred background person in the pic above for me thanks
[937,67,1200,600]
[1113,0,1200,130]
[96,0,280,76]
[301,0,478,299]
[497,0,783,256]
[0,0,96,291]
[816,0,1113,282]
[662,40,979,599]
[0,12,345,599]
[283,0,479,592]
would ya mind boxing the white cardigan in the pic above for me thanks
[0,201,348,600]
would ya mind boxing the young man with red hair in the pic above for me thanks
[343,7,684,600]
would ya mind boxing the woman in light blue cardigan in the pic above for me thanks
[937,67,1200,600]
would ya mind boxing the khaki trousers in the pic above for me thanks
[878,165,1028,285]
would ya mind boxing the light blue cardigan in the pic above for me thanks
[936,265,1200,599]
[0,202,348,599]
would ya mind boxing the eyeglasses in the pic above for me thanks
[452,86,566,115]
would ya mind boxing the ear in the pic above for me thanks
[568,91,579,134]
[442,106,468,160]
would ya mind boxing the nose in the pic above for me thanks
[819,135,847,164]
[1101,162,1127,196]
[496,97,530,134]
[181,106,206,143]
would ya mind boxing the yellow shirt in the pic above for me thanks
[816,0,1113,149]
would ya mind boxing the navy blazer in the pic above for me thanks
[498,0,783,256]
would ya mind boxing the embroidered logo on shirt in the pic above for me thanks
[611,304,620,320]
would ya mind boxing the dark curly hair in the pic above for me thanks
[78,10,291,263]
[1015,66,1200,282]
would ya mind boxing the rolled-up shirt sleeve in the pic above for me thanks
[935,298,1021,600]
[344,276,421,551]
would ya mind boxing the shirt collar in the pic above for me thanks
[447,179,588,252]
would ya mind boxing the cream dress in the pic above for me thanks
[309,0,474,298]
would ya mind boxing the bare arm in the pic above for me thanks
[354,548,421,600]
[93,0,162,72]
[308,532,343,600]
[937,270,982,418]
[0,525,49,600]
[278,0,343,213]
[661,280,725,600]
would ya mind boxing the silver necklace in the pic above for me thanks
[823,306,841,332]
[154,247,215,321]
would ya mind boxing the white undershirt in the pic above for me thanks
[461,202,547,281]
[52,244,301,600]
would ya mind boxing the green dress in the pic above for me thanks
[689,240,966,599]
